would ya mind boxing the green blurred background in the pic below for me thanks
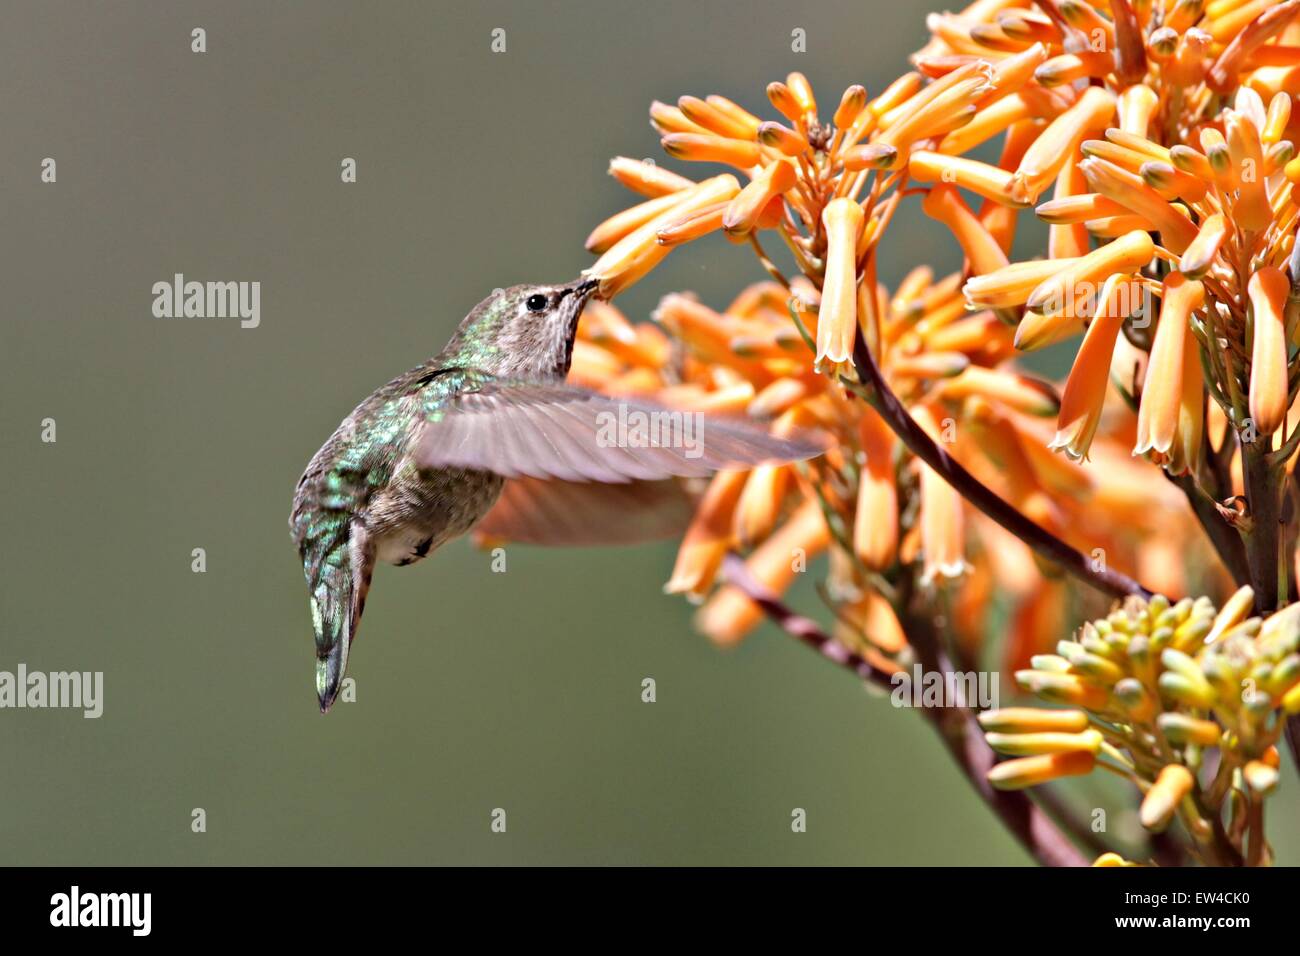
[2,0,1296,865]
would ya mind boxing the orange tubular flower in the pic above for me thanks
[1049,158,1091,260]
[656,202,729,247]
[876,64,994,165]
[1051,275,1142,462]
[758,120,809,156]
[1224,109,1272,231]
[569,9,1297,866]
[678,94,759,140]
[661,133,761,169]
[695,498,830,645]
[937,366,1058,417]
[586,174,740,297]
[912,404,969,585]
[910,152,1024,207]
[1079,158,1198,254]
[665,469,748,600]
[1010,86,1115,205]
[1036,193,1132,224]
[920,184,1009,276]
[1178,213,1228,278]
[964,257,1081,309]
[937,92,1033,156]
[1140,765,1195,830]
[607,156,696,197]
[817,198,865,371]
[854,405,899,571]
[1134,273,1204,473]
[734,464,790,547]
[988,751,1096,790]
[585,189,701,254]
[1117,84,1158,136]
[1025,230,1155,319]
[722,161,797,236]
[1249,267,1291,438]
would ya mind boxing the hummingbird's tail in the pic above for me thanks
[305,520,374,713]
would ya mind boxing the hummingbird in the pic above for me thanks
[290,276,822,712]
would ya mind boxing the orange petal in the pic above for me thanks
[608,157,696,198]
[910,151,1025,207]
[1178,213,1229,278]
[661,133,761,169]
[920,183,1012,276]
[965,257,1082,309]
[650,100,706,135]
[656,200,728,247]
[1034,51,1114,87]
[677,95,758,140]
[1135,273,1204,464]
[734,464,790,547]
[757,121,809,157]
[817,198,865,368]
[854,405,899,571]
[1079,157,1198,254]
[1051,274,1139,461]
[707,95,763,137]
[1207,0,1300,91]
[766,81,803,125]
[694,499,830,644]
[1036,192,1131,224]
[722,161,797,236]
[1117,84,1159,136]
[939,366,1060,416]
[1026,229,1155,317]
[586,189,697,253]
[748,378,809,419]
[988,751,1096,789]
[938,92,1034,155]
[1139,765,1194,829]
[587,175,740,297]
[1224,110,1273,231]
[1139,160,1210,203]
[665,469,748,599]
[833,84,868,129]
[1264,90,1293,144]
[1049,156,1091,260]
[912,404,969,584]
[1011,86,1115,204]
[1249,266,1291,438]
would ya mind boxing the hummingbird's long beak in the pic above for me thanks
[565,275,601,300]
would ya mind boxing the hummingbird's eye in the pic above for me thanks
[525,293,548,313]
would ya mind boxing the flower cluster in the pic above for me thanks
[982,587,1297,865]
[567,282,1207,674]
[566,0,1300,863]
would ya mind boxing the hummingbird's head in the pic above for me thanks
[445,276,602,381]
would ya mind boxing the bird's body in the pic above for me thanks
[292,366,504,570]
[292,277,821,712]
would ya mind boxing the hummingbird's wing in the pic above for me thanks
[474,476,695,546]
[414,379,824,482]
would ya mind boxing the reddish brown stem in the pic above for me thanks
[722,554,1090,867]
[850,335,1153,601]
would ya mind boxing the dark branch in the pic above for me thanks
[722,553,1090,867]
[722,553,895,691]
[850,335,1153,601]
[1167,471,1252,587]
